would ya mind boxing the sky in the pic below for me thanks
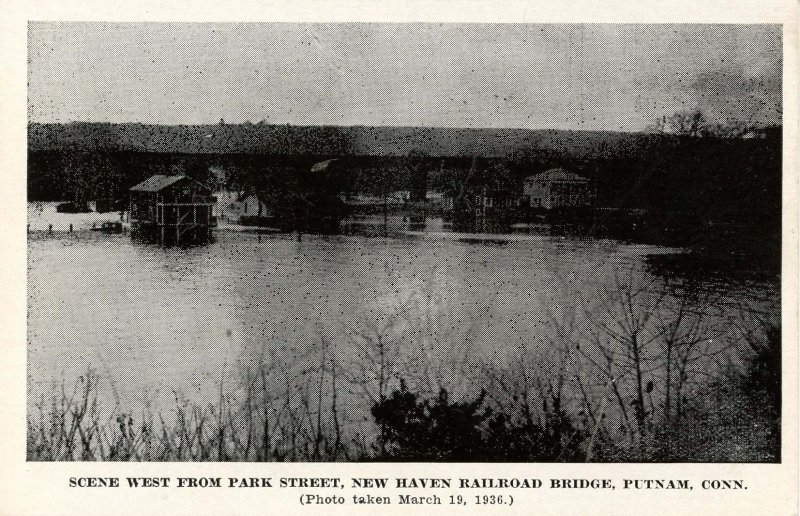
[27,23,782,131]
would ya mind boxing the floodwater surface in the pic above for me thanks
[27,221,779,436]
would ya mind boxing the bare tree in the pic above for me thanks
[580,268,667,436]
[655,282,722,425]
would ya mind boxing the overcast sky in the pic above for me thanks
[28,23,782,131]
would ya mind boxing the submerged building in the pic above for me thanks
[129,174,216,243]
[522,169,592,209]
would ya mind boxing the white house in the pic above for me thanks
[213,189,241,222]
[212,190,273,223]
[240,193,271,218]
[522,169,591,209]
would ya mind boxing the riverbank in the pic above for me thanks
[28,321,779,462]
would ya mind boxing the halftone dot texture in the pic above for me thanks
[28,23,781,130]
[26,22,781,462]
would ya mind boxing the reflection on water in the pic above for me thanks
[27,228,778,436]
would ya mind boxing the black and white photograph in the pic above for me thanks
[26,22,783,464]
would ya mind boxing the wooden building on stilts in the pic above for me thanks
[129,175,216,244]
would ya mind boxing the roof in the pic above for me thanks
[130,175,187,192]
[241,192,266,202]
[310,159,339,173]
[525,168,589,183]
[130,175,211,192]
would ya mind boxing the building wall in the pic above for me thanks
[523,180,590,209]
[130,178,214,225]
[548,182,591,208]
[523,181,548,208]
[160,181,214,205]
[213,190,242,222]
[130,191,156,221]
[241,195,271,217]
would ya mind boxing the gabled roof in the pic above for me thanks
[130,175,186,192]
[130,175,210,192]
[525,168,589,183]
[241,192,267,202]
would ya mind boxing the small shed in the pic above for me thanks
[129,175,215,242]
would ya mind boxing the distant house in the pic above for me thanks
[213,189,242,222]
[522,169,592,209]
[212,189,271,224]
[129,174,215,242]
[240,193,271,217]
[391,190,411,203]
[443,186,518,214]
[425,190,445,201]
[208,166,230,188]
[740,129,767,139]
[341,191,407,212]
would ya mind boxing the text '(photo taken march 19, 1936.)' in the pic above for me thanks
[26,23,781,466]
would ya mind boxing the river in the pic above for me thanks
[27,206,780,457]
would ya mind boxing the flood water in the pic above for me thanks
[27,209,780,443]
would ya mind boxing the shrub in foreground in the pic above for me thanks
[370,380,586,461]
